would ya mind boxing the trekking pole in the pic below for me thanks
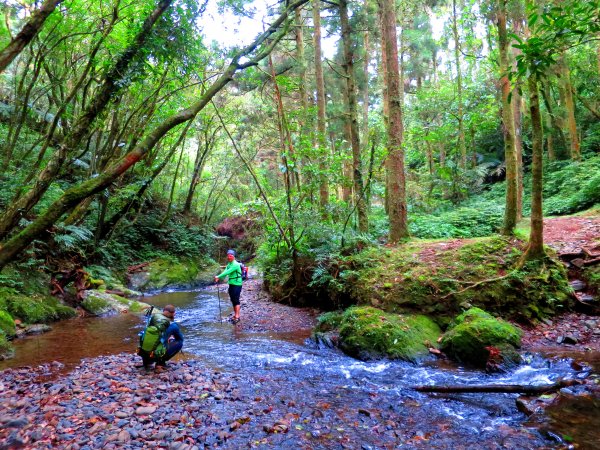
[216,282,223,322]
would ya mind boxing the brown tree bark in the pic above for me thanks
[497,0,518,235]
[520,73,545,263]
[379,0,408,241]
[0,0,62,73]
[340,0,368,233]
[312,0,329,212]
[556,55,580,160]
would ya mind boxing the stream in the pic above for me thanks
[1,288,599,449]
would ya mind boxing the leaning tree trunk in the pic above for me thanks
[0,0,62,73]
[0,0,176,241]
[520,72,545,263]
[0,0,308,271]
[379,0,408,241]
[497,0,518,236]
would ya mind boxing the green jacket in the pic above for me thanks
[216,261,243,286]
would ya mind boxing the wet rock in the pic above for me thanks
[3,417,28,428]
[569,280,586,292]
[135,406,157,415]
[15,324,52,337]
[563,335,579,345]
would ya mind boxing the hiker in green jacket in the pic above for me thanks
[215,249,243,324]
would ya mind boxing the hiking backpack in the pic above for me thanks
[138,307,171,356]
[240,262,248,281]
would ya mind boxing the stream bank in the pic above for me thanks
[1,278,599,449]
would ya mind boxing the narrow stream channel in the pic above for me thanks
[2,289,598,448]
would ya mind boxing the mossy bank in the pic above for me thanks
[340,236,573,324]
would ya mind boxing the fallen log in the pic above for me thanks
[127,262,150,273]
[413,379,580,395]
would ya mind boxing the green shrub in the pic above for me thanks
[0,310,16,337]
[3,290,75,324]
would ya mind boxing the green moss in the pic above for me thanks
[81,293,112,315]
[0,310,16,337]
[344,236,573,323]
[322,306,441,362]
[315,311,344,332]
[3,290,75,324]
[0,333,14,359]
[440,308,523,367]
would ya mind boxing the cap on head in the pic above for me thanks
[226,249,236,256]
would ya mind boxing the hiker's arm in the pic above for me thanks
[216,264,237,280]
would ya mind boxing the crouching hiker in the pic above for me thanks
[137,304,183,372]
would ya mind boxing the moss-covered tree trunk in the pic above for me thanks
[557,54,580,161]
[497,0,518,235]
[521,73,545,262]
[0,1,307,271]
[379,0,408,241]
[0,0,175,241]
[0,0,62,73]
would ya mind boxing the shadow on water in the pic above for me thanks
[2,289,599,448]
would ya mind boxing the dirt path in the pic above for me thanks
[520,214,600,355]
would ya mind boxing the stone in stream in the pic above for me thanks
[570,280,586,292]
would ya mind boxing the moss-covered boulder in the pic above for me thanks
[0,288,76,324]
[0,310,16,338]
[0,333,14,360]
[343,236,573,323]
[127,256,220,292]
[314,306,441,362]
[81,290,150,316]
[440,308,523,368]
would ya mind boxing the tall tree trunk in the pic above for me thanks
[340,0,368,232]
[0,0,308,270]
[497,0,518,235]
[0,0,62,73]
[512,19,525,220]
[379,0,408,241]
[361,0,371,207]
[556,54,580,160]
[312,0,329,212]
[452,0,466,169]
[541,83,566,159]
[520,73,545,262]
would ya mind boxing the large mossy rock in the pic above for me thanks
[344,236,573,323]
[314,306,441,362]
[0,287,76,324]
[440,308,523,368]
[128,256,220,292]
[81,290,150,316]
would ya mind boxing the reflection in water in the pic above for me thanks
[1,289,597,448]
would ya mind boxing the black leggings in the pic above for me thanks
[228,284,242,306]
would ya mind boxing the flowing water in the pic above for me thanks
[2,289,599,448]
